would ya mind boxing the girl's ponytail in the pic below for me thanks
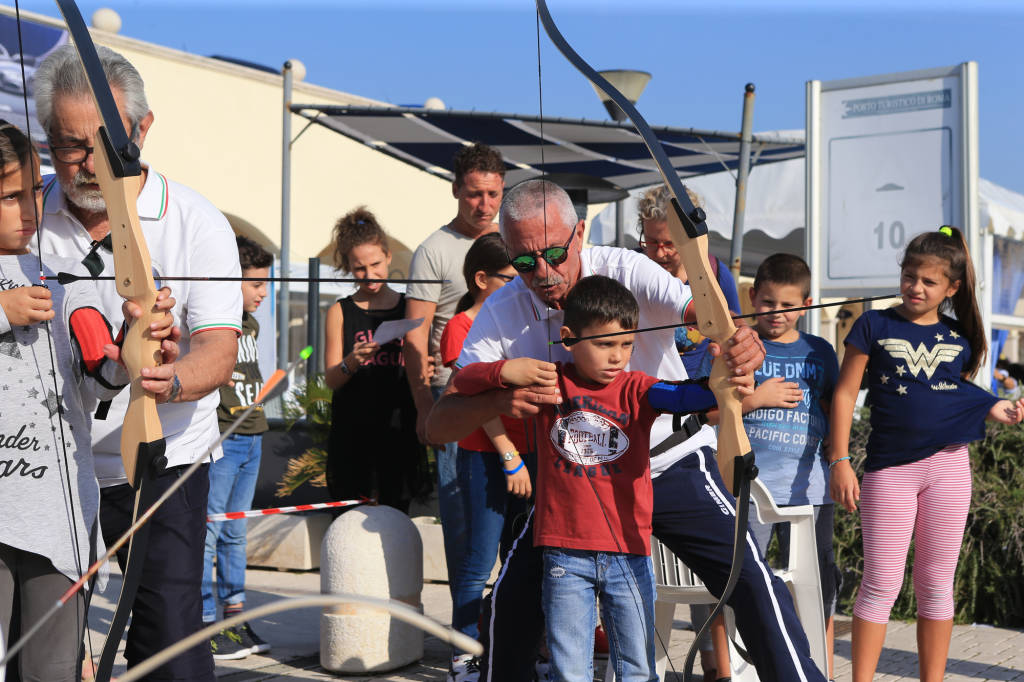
[901,226,986,378]
[456,232,511,314]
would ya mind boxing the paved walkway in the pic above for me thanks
[86,566,1024,681]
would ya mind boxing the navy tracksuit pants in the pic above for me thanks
[477,447,826,682]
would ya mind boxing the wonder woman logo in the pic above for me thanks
[877,338,962,379]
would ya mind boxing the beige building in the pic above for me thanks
[0,4,456,277]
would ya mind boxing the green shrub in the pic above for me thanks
[834,412,1024,626]
[275,374,332,497]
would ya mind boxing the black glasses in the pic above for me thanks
[49,143,94,164]
[489,272,516,282]
[509,229,575,273]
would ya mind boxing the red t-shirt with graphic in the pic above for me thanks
[455,361,659,555]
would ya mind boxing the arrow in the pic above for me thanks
[49,273,448,285]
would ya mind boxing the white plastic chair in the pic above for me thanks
[607,479,827,681]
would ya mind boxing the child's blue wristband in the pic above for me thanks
[504,461,525,475]
[829,456,851,470]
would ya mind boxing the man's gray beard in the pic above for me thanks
[63,182,106,213]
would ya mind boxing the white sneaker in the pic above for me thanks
[448,654,480,682]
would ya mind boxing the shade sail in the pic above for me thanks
[290,104,804,201]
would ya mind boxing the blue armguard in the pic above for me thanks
[647,380,717,414]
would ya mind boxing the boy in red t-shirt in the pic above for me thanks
[455,275,751,682]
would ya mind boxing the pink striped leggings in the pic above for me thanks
[853,444,971,624]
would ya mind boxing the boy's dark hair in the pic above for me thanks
[563,275,638,336]
[236,235,273,271]
[753,253,812,298]
[452,142,505,187]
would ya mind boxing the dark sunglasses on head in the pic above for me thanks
[509,229,575,273]
[488,272,516,282]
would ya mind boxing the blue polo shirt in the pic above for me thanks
[745,332,838,505]
[845,308,998,471]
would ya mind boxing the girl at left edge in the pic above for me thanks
[0,120,177,681]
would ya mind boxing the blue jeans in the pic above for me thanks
[202,433,262,622]
[542,548,657,682]
[432,386,466,596]
[451,448,509,639]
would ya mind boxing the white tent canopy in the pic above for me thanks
[591,147,1024,272]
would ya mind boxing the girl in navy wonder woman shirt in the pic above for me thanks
[829,226,1024,682]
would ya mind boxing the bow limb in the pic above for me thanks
[534,0,753,482]
[55,3,165,680]
[536,4,757,680]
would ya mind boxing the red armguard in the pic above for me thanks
[70,307,115,374]
[453,360,507,395]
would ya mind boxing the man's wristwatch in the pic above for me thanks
[501,451,518,463]
[167,374,182,403]
[340,361,353,376]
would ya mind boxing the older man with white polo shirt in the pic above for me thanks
[428,179,826,682]
[30,44,239,681]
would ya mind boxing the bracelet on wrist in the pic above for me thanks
[828,455,851,470]
[504,461,525,475]
[340,358,354,376]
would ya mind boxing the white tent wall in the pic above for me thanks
[590,153,1024,360]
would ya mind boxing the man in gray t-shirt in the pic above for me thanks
[403,144,504,675]
[403,143,505,440]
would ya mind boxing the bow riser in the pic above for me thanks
[669,202,751,488]
[92,128,164,486]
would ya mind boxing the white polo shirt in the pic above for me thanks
[36,168,242,486]
[456,246,716,476]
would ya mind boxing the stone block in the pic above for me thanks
[246,513,332,570]
[321,505,424,673]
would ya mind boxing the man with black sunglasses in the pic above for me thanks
[427,179,827,682]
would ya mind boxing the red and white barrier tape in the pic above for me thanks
[207,499,366,522]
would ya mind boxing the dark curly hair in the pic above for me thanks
[236,235,273,271]
[452,142,505,187]
[331,206,389,272]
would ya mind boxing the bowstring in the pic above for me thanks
[534,11,674,678]
[12,0,96,667]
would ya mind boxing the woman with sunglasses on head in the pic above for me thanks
[637,185,741,682]
[323,207,428,513]
[438,232,527,679]
[638,185,742,379]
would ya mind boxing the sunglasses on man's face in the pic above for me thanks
[509,229,576,273]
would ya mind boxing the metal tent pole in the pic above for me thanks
[277,61,294,369]
[306,257,321,378]
[729,83,755,280]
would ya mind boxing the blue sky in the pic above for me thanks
[17,0,1024,194]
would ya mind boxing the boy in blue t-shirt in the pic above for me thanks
[741,253,839,679]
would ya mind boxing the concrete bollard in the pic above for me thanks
[320,505,424,672]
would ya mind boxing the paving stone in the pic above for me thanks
[83,566,1024,681]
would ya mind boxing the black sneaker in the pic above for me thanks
[210,626,250,660]
[238,622,271,654]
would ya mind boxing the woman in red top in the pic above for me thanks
[438,233,526,670]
